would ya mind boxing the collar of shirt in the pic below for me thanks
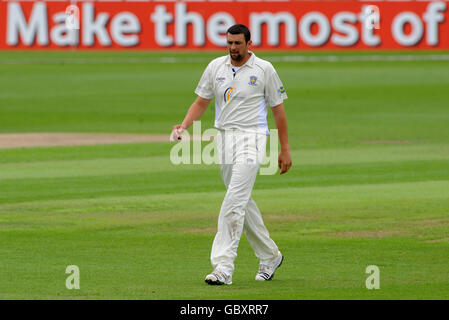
[225,51,255,69]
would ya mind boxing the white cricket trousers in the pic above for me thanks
[210,129,279,276]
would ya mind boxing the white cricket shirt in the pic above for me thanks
[195,52,287,135]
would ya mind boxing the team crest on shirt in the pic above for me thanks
[278,86,286,96]
[248,75,258,86]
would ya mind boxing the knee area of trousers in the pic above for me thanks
[221,202,247,217]
[224,191,250,205]
[219,207,246,224]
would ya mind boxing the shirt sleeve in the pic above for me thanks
[195,62,215,100]
[264,64,288,107]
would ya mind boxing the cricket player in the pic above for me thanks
[171,24,292,285]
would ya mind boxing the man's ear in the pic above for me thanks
[247,40,252,48]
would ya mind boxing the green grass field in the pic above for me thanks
[1,51,449,299]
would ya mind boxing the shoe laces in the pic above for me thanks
[213,269,228,280]
[258,264,272,274]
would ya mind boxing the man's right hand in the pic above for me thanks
[170,125,185,141]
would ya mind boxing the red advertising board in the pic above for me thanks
[0,1,448,50]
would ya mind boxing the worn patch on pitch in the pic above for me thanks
[0,133,171,149]
[180,226,217,234]
[325,230,403,239]
[360,140,412,144]
[425,237,449,243]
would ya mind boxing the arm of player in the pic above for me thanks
[172,96,211,140]
[271,103,292,174]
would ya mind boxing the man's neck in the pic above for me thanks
[231,52,252,67]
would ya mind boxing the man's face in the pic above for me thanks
[226,33,251,62]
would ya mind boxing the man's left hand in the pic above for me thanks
[278,150,292,174]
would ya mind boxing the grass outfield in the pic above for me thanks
[0,51,449,299]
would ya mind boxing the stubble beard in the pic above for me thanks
[230,51,243,62]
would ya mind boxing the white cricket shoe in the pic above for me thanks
[255,253,284,281]
[205,269,232,285]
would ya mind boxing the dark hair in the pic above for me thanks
[226,24,251,43]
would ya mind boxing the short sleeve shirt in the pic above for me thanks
[195,52,287,134]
